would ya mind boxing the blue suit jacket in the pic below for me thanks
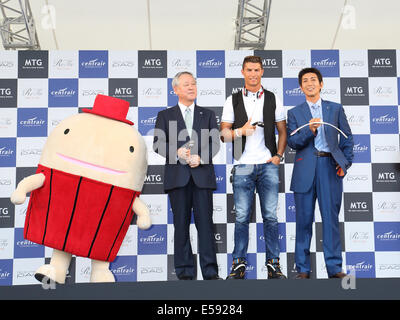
[153,104,220,192]
[287,100,354,193]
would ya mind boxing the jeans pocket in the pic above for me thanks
[234,164,254,176]
[269,161,280,168]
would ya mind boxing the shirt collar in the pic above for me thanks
[243,86,264,99]
[306,98,322,109]
[178,101,195,115]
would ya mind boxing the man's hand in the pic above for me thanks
[188,155,201,168]
[336,164,344,177]
[177,147,190,161]
[240,118,256,137]
[266,155,281,166]
[309,118,321,134]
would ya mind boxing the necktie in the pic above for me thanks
[311,104,324,151]
[184,107,192,137]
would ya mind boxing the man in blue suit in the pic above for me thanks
[153,71,221,280]
[287,67,354,279]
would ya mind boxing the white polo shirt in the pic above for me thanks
[221,88,286,165]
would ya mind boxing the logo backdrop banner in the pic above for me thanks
[0,50,399,284]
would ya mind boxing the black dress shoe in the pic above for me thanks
[295,272,310,279]
[178,276,193,280]
[206,275,223,280]
[329,272,347,279]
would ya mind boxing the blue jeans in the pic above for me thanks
[232,163,280,263]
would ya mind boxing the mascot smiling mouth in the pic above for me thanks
[57,152,127,175]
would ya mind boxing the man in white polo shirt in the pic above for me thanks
[220,56,287,279]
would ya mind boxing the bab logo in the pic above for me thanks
[79,50,108,78]
[138,107,165,136]
[352,134,371,163]
[285,193,296,222]
[0,260,12,286]
[227,253,257,279]
[346,252,375,278]
[370,106,398,134]
[14,228,44,258]
[167,78,179,107]
[110,256,137,282]
[138,224,167,255]
[0,138,16,167]
[374,222,400,251]
[258,223,286,253]
[213,164,226,194]
[283,78,305,106]
[17,108,48,137]
[196,51,225,78]
[311,50,339,77]
[48,79,78,107]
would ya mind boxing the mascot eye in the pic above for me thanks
[129,146,134,153]
[64,129,70,134]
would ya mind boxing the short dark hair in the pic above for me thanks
[242,56,263,69]
[298,67,323,86]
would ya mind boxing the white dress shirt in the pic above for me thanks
[221,88,286,165]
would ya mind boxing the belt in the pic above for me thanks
[315,151,331,157]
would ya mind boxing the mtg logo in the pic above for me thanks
[108,78,138,106]
[225,78,244,98]
[0,198,14,228]
[138,51,167,78]
[18,51,48,78]
[372,163,400,192]
[344,192,373,222]
[142,165,164,194]
[368,50,397,77]
[254,50,283,78]
[0,79,17,107]
[340,78,369,105]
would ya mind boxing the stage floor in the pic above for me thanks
[1,278,399,300]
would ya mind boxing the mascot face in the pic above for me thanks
[40,112,147,191]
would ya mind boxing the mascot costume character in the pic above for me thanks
[11,94,151,284]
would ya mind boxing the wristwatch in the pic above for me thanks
[275,153,284,161]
